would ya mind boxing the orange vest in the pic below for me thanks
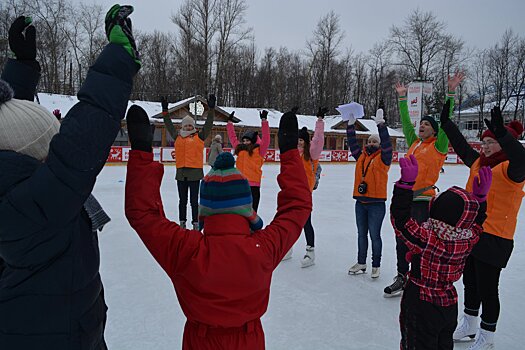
[466,159,525,240]
[353,151,390,200]
[407,137,446,198]
[236,150,264,184]
[175,135,204,169]
[302,158,319,192]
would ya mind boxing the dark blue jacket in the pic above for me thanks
[0,44,137,349]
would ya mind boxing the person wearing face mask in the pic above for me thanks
[440,100,525,350]
[226,109,270,212]
[162,95,216,231]
[384,72,464,297]
[346,108,392,279]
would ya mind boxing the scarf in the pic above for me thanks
[479,150,508,168]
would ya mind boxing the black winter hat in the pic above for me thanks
[298,127,310,142]
[429,190,464,226]
[241,130,258,144]
[421,115,439,135]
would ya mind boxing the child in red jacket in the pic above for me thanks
[391,155,492,349]
[124,105,311,350]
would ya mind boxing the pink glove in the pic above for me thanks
[472,166,492,202]
[396,154,418,189]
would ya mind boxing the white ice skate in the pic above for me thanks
[300,246,315,268]
[179,220,186,229]
[348,263,366,275]
[371,267,380,279]
[453,314,478,341]
[282,247,293,261]
[468,329,495,350]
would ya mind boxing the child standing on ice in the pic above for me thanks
[162,95,215,230]
[125,106,311,350]
[346,108,392,278]
[391,154,491,349]
[227,109,270,211]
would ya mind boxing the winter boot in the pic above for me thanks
[282,247,293,261]
[192,222,199,231]
[301,246,315,268]
[383,273,405,297]
[468,329,495,350]
[180,220,186,229]
[453,314,478,341]
[371,267,380,279]
[348,263,366,275]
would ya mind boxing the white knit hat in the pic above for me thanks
[0,80,60,161]
[214,134,222,141]
[368,134,380,144]
[181,115,195,128]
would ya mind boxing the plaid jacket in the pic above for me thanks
[391,185,487,306]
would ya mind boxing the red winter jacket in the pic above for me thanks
[125,149,311,350]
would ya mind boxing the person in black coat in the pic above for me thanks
[0,5,140,349]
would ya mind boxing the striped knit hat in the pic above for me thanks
[198,152,263,231]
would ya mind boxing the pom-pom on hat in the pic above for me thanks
[481,120,524,140]
[199,152,263,231]
[0,79,60,161]
[298,127,310,142]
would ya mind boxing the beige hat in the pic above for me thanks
[214,134,222,141]
[181,115,195,128]
[0,80,60,161]
[368,134,380,144]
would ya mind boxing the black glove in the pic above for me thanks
[105,4,140,66]
[9,16,37,61]
[228,111,235,121]
[440,99,451,125]
[161,96,168,111]
[317,107,329,119]
[484,106,506,138]
[278,110,299,154]
[127,105,153,152]
[291,106,299,114]
[207,94,216,109]
[259,110,268,120]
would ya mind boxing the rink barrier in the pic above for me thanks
[107,146,469,164]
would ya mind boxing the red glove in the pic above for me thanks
[52,109,61,120]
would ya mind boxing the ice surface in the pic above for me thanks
[95,163,524,349]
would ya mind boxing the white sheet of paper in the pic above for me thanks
[336,102,364,122]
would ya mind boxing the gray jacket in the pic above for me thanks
[208,139,223,166]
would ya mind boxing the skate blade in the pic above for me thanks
[453,335,476,342]
[301,261,315,268]
[383,290,403,298]
[348,270,366,275]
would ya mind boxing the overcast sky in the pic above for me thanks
[86,0,525,54]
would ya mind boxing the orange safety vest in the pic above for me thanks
[236,150,264,184]
[353,151,390,200]
[407,137,446,198]
[175,135,204,169]
[466,159,525,240]
[301,158,319,192]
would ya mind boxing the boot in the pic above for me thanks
[282,247,293,261]
[468,329,495,350]
[371,267,380,279]
[348,263,366,275]
[300,246,315,268]
[192,222,199,231]
[453,314,478,341]
[180,220,186,229]
[383,273,405,297]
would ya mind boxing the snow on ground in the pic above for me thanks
[95,163,524,349]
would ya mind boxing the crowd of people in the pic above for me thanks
[0,5,523,350]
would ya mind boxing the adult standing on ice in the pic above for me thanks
[162,94,216,230]
[384,73,462,297]
[125,106,311,350]
[0,5,140,348]
[440,100,525,349]
[227,109,270,211]
[347,108,392,278]
[207,134,223,167]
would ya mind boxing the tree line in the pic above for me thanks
[1,0,524,129]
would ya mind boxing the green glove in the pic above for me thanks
[105,4,141,66]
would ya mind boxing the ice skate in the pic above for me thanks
[179,220,186,229]
[453,314,478,341]
[192,221,199,231]
[371,267,380,279]
[282,247,293,261]
[348,263,366,275]
[468,329,495,350]
[300,246,315,268]
[383,273,405,297]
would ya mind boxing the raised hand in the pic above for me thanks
[8,16,36,61]
[52,109,61,120]
[395,82,407,97]
[207,94,216,109]
[439,99,452,125]
[228,111,235,122]
[371,108,385,125]
[399,154,418,184]
[126,105,153,152]
[484,106,506,138]
[317,107,329,119]
[105,4,141,66]
[161,96,168,111]
[448,70,466,92]
[472,166,492,202]
[260,109,268,120]
[278,109,299,154]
